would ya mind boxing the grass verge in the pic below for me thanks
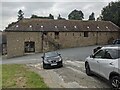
[2,64,48,88]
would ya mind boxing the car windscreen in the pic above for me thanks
[116,40,120,44]
[114,40,120,44]
[45,52,58,57]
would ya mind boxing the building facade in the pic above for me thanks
[5,19,120,58]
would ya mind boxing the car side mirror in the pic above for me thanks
[90,55,94,58]
[58,53,61,56]
[41,56,44,59]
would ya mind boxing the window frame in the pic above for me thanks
[84,32,89,37]
[54,32,59,39]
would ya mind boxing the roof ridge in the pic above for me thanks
[108,21,120,29]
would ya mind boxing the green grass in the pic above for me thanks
[2,64,48,88]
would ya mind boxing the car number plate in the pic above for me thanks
[51,63,57,66]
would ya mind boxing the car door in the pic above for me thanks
[99,49,118,79]
[89,49,105,74]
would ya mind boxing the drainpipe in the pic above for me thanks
[96,31,98,45]
[41,32,44,52]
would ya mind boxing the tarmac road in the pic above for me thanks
[2,45,110,88]
[27,59,110,88]
[2,45,101,64]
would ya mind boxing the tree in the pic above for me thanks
[57,14,62,20]
[101,1,120,27]
[97,15,103,21]
[89,12,95,20]
[31,14,39,18]
[18,10,24,21]
[57,14,66,20]
[31,14,54,19]
[49,14,54,19]
[68,9,84,20]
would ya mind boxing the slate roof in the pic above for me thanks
[5,18,120,32]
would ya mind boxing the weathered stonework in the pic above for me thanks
[6,32,42,58]
[6,31,119,58]
[4,19,120,58]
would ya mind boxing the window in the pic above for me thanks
[41,26,43,28]
[45,42,48,45]
[114,40,120,44]
[94,49,120,59]
[99,33,101,36]
[43,32,47,35]
[64,26,66,29]
[104,50,112,59]
[97,26,99,29]
[55,32,59,39]
[105,49,120,59]
[65,33,67,36]
[84,32,88,37]
[24,41,35,53]
[73,33,74,36]
[50,33,52,36]
[106,32,107,35]
[94,50,105,58]
[16,25,19,27]
[80,33,81,36]
[87,26,89,29]
[55,26,57,28]
[93,33,95,36]
[74,26,77,28]
[29,25,32,28]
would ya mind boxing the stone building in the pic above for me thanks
[5,18,120,58]
[0,31,7,55]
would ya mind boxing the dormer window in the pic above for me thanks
[55,26,57,28]
[106,26,108,29]
[97,26,99,29]
[41,26,43,28]
[64,26,66,29]
[16,25,19,27]
[29,25,32,28]
[74,26,77,28]
[87,26,89,29]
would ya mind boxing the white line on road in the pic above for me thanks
[66,66,85,75]
[65,60,84,67]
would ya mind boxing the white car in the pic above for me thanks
[85,46,120,89]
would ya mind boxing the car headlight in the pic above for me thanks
[44,58,49,64]
[44,60,49,63]
[58,58,62,61]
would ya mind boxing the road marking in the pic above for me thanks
[74,61,84,64]
[65,60,84,68]
[66,66,85,75]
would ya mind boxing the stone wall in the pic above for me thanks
[6,31,119,58]
[43,31,119,51]
[6,32,42,58]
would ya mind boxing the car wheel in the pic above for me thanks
[60,64,63,67]
[85,63,92,76]
[110,76,120,89]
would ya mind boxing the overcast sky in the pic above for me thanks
[0,0,118,30]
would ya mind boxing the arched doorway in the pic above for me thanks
[24,41,35,53]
